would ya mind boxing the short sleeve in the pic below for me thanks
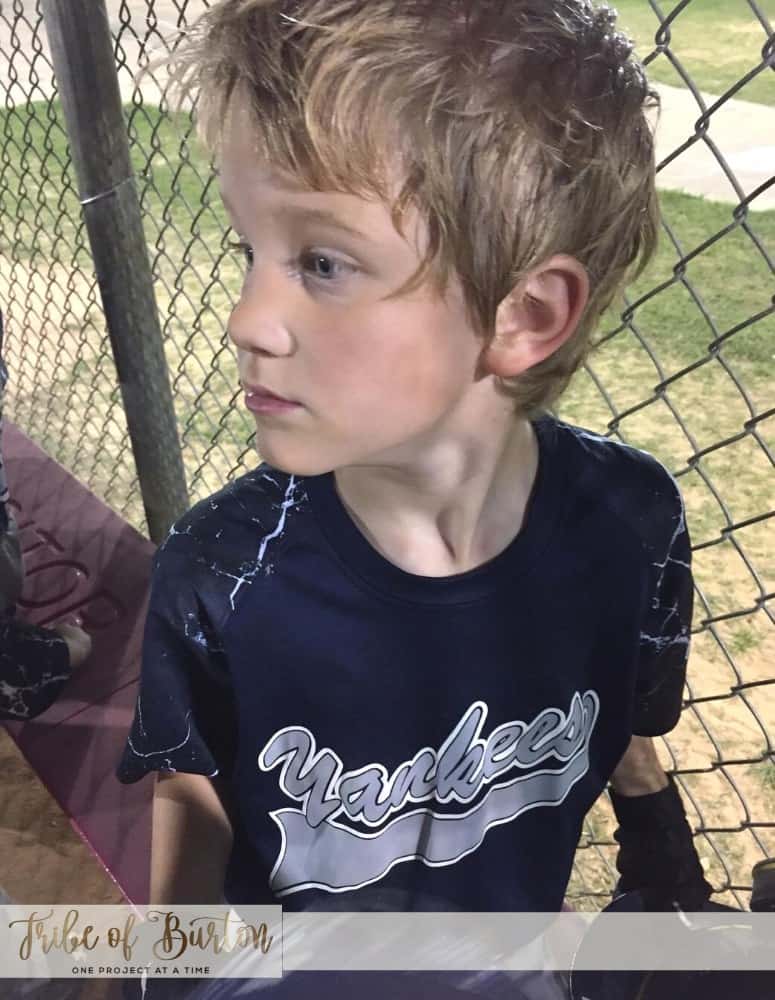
[116,545,238,784]
[631,477,693,737]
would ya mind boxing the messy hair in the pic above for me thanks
[168,0,659,414]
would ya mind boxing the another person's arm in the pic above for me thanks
[0,618,92,721]
[0,309,92,720]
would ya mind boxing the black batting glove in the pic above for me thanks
[610,772,713,912]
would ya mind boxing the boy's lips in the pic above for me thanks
[244,383,297,403]
[243,383,302,413]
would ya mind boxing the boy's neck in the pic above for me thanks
[332,414,539,578]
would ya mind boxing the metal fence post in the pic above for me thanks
[40,0,189,543]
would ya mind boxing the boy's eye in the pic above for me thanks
[227,240,254,269]
[226,240,355,285]
[299,249,355,283]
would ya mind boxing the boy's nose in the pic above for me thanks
[227,275,296,357]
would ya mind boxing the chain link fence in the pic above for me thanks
[0,0,773,910]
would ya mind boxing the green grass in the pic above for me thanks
[728,625,764,656]
[753,759,775,794]
[3,101,773,376]
[613,0,775,107]
[609,187,775,380]
[0,98,227,266]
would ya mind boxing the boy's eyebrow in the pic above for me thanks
[219,191,373,243]
[280,206,374,243]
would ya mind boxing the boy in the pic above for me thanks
[0,310,92,720]
[118,0,710,943]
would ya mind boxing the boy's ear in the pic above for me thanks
[481,255,589,379]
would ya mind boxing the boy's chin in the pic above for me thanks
[254,440,337,479]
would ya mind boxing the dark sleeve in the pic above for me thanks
[631,477,693,737]
[116,545,238,784]
[0,616,71,720]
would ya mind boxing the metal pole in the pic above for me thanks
[41,0,189,543]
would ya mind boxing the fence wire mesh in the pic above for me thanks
[0,0,772,910]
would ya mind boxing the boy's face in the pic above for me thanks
[219,127,495,478]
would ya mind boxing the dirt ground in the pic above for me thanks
[0,728,124,906]
[0,727,128,998]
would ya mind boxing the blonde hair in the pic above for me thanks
[169,0,660,414]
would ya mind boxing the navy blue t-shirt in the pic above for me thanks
[116,417,692,912]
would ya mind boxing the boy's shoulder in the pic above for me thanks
[552,418,678,488]
[548,418,687,549]
[163,463,305,547]
[152,463,310,603]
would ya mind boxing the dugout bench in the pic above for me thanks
[1,421,154,904]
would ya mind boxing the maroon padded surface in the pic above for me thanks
[18,678,153,904]
[2,421,154,902]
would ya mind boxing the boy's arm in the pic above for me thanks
[150,772,233,904]
[603,462,710,908]
[610,734,668,796]
[116,539,238,904]
[608,734,712,910]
